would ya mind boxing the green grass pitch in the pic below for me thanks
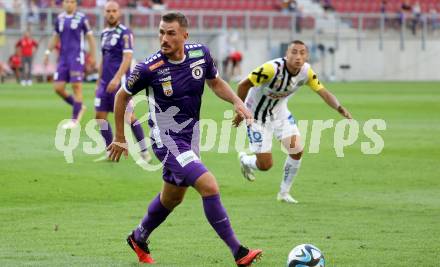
[0,81,439,266]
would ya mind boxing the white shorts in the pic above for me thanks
[247,111,300,153]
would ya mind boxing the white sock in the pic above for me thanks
[242,154,257,170]
[280,157,302,194]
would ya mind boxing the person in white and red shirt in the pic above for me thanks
[16,30,39,86]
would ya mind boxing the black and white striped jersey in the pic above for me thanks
[245,58,324,123]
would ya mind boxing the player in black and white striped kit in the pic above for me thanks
[234,40,352,203]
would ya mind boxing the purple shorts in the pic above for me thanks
[152,141,208,187]
[54,59,84,83]
[95,83,116,112]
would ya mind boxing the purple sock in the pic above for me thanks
[98,120,113,148]
[203,194,241,255]
[63,95,74,106]
[131,119,147,152]
[134,194,171,243]
[72,101,82,120]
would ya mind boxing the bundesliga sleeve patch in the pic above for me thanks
[188,49,204,58]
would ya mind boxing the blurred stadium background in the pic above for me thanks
[1,0,440,82]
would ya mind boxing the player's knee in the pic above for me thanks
[286,142,303,155]
[162,195,184,209]
[95,114,105,120]
[200,183,219,196]
[257,159,273,171]
[54,86,63,94]
[290,150,303,160]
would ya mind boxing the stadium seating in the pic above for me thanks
[332,0,439,13]
[43,0,439,13]
[166,0,280,11]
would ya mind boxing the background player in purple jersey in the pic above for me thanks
[43,0,96,129]
[94,1,151,162]
[107,12,263,266]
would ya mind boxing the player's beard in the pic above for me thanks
[160,44,172,55]
[107,18,118,28]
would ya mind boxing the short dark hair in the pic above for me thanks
[161,12,189,28]
[290,40,306,46]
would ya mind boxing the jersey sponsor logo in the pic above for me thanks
[188,49,204,58]
[267,91,291,99]
[159,75,172,82]
[190,58,205,68]
[192,66,203,79]
[149,60,165,71]
[161,81,173,96]
[127,71,140,89]
[175,150,199,167]
[157,67,170,76]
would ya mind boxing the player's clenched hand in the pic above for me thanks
[232,113,244,127]
[233,101,253,126]
[338,106,352,119]
[107,138,128,162]
[106,77,120,93]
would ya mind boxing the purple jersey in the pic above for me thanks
[99,24,133,87]
[54,11,92,64]
[123,44,218,142]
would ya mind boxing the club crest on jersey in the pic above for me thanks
[273,79,282,89]
[192,66,203,80]
[110,37,118,46]
[162,81,173,96]
[71,21,79,29]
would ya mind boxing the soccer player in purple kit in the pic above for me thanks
[94,1,151,162]
[43,0,96,129]
[107,12,263,266]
